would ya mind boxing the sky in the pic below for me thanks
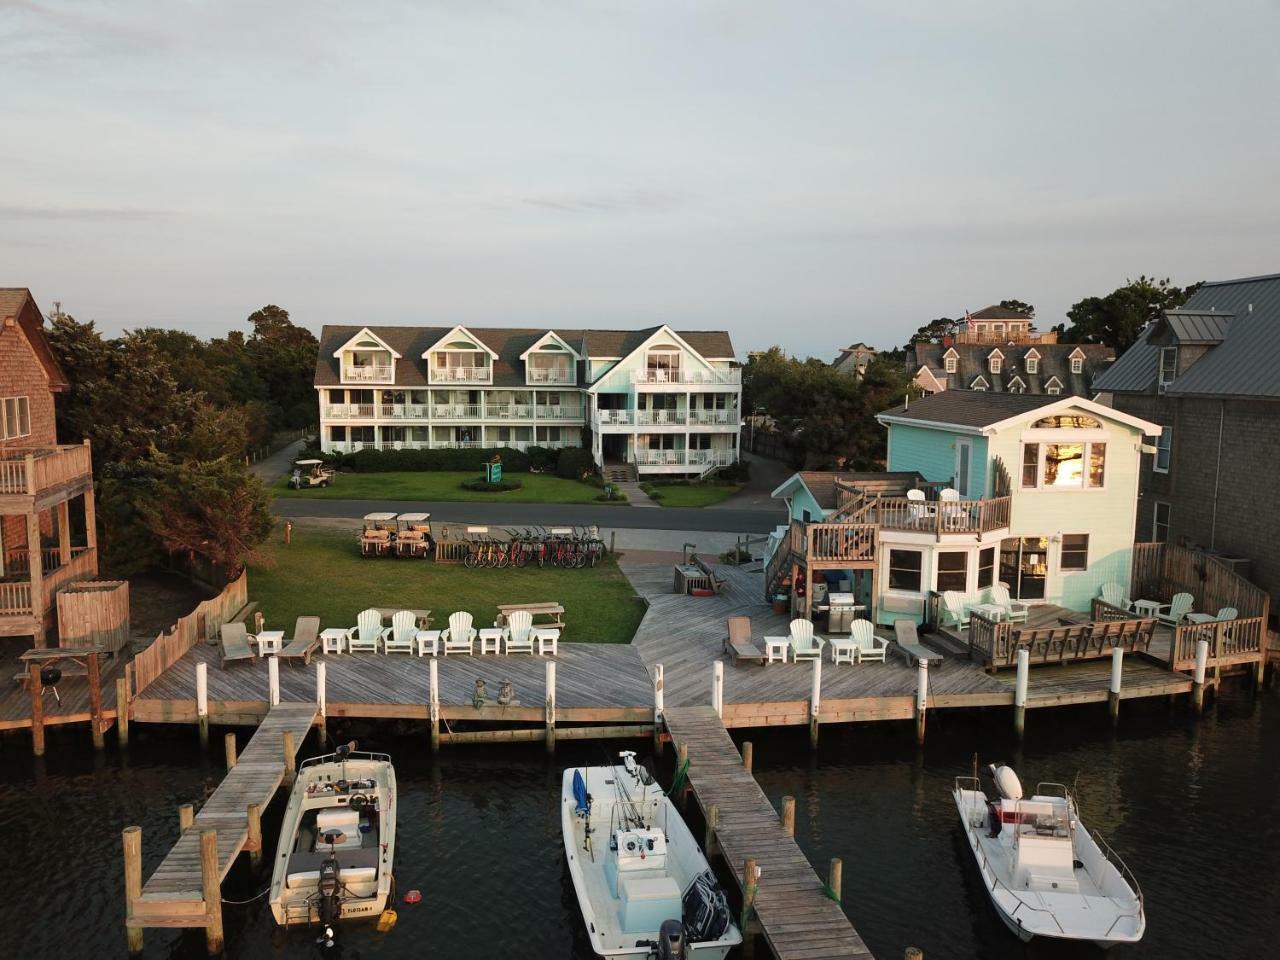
[3,1,1279,357]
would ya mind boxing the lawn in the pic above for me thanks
[248,531,647,644]
[273,470,605,504]
[645,482,743,508]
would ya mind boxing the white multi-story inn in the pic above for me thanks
[314,323,742,477]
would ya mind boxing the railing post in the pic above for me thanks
[196,661,209,748]
[1193,638,1209,716]
[1014,648,1029,739]
[1108,646,1124,726]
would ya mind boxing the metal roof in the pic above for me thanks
[1162,310,1232,344]
[878,390,1059,428]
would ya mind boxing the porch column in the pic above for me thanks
[84,485,98,553]
[57,500,71,565]
[26,511,45,647]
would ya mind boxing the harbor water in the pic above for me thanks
[2,681,1276,959]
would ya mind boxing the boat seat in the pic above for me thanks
[286,847,380,889]
[314,808,362,849]
[619,874,682,933]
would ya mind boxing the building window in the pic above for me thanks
[1008,378,1025,394]
[937,551,968,592]
[1061,534,1089,571]
[977,547,996,589]
[888,549,923,592]
[1025,356,1039,374]
[1158,347,1177,387]
[1,397,30,440]
[1021,443,1039,488]
[944,355,957,374]
[1070,356,1084,374]
[989,356,1002,374]
[1153,502,1171,542]
[1046,380,1062,395]
[1154,426,1172,473]
[1022,441,1106,489]
[971,376,989,392]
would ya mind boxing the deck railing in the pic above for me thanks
[805,522,876,563]
[0,545,96,618]
[866,495,1012,536]
[341,364,394,383]
[1170,616,1266,671]
[968,611,1156,668]
[129,571,248,697]
[1131,542,1269,623]
[0,444,94,496]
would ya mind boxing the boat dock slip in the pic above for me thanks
[127,702,318,947]
[663,706,873,960]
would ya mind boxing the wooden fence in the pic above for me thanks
[1131,542,1269,623]
[57,580,130,653]
[969,612,1156,668]
[128,572,248,697]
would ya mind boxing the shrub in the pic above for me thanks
[324,447,536,473]
[715,460,751,483]
[595,486,628,502]
[526,445,558,472]
[556,447,596,480]
[459,477,524,492]
[645,488,664,501]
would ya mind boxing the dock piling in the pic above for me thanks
[1014,648,1029,739]
[676,742,689,812]
[652,663,664,754]
[828,857,842,902]
[809,656,822,749]
[123,826,143,954]
[705,803,719,857]
[316,661,326,719]
[115,676,131,748]
[905,949,923,960]
[915,659,929,744]
[268,656,280,707]
[429,659,440,754]
[712,660,724,718]
[196,661,209,748]
[247,802,262,870]
[200,828,224,955]
[224,732,237,770]
[545,660,556,754]
[89,651,105,749]
[1108,646,1124,726]
[741,740,753,775]
[741,857,758,952]
[179,803,194,831]
[1193,638,1209,715]
[781,795,795,836]
[29,669,44,756]
[283,730,296,785]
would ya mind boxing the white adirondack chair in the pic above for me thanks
[789,618,824,662]
[938,487,966,530]
[850,619,886,663]
[942,591,970,632]
[382,610,417,654]
[1155,592,1194,626]
[502,610,535,655]
[1214,606,1238,622]
[345,608,387,653]
[442,611,476,655]
[989,582,1030,624]
[1100,582,1132,611]
[906,488,931,527]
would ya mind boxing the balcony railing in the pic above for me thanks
[631,368,741,385]
[431,404,484,420]
[486,404,535,419]
[341,364,394,383]
[858,495,1012,536]
[636,410,686,426]
[527,367,575,384]
[593,409,634,427]
[0,545,96,617]
[332,440,579,454]
[429,366,493,384]
[631,449,736,467]
[537,405,585,420]
[688,409,738,426]
[0,444,94,496]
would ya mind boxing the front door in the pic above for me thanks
[999,536,1048,600]
[955,438,972,497]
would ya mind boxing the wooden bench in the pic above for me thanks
[495,602,565,630]
[724,615,764,664]
[892,619,946,669]
[693,556,726,595]
[228,601,258,625]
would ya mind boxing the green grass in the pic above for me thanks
[645,482,743,508]
[249,531,646,643]
[273,470,605,504]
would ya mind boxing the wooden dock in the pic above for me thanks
[664,706,872,960]
[127,702,318,945]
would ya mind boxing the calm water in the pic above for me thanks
[2,684,1277,959]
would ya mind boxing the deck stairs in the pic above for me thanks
[603,463,637,483]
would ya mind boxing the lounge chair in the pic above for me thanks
[849,619,887,663]
[892,619,946,668]
[279,616,321,665]
[788,618,824,663]
[442,611,476,655]
[219,622,256,666]
[1099,582,1132,611]
[724,615,764,664]
[1154,592,1194,627]
[502,610,535,655]
[345,608,387,653]
[941,591,970,632]
[988,582,1030,624]
[382,610,417,654]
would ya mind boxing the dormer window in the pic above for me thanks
[1024,349,1040,374]
[943,349,958,374]
[1070,348,1086,375]
[1008,376,1026,394]
[1045,376,1063,396]
[1158,347,1177,387]
[971,375,989,392]
[988,350,1003,374]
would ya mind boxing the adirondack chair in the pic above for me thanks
[989,582,1030,624]
[1155,592,1194,626]
[442,611,476,655]
[345,608,387,653]
[906,488,932,527]
[788,618,824,662]
[849,619,886,663]
[382,610,417,654]
[1100,582,1132,611]
[279,616,321,665]
[219,622,255,666]
[1214,606,1238,621]
[941,591,970,632]
[938,487,966,530]
[502,610,535,655]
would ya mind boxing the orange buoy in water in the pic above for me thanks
[403,889,423,905]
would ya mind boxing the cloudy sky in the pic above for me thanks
[3,1,1278,356]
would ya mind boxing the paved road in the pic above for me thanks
[274,496,782,533]
[252,439,307,483]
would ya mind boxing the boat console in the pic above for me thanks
[607,827,682,933]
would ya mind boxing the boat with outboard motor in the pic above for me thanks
[562,752,742,960]
[269,744,396,940]
[953,762,1145,948]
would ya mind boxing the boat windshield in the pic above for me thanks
[1010,798,1070,840]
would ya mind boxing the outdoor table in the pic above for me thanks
[1184,612,1215,624]
[478,628,504,655]
[764,636,789,664]
[1131,599,1162,618]
[255,630,284,656]
[971,602,1007,623]
[321,628,347,655]
[828,637,857,665]
[416,630,441,656]
[533,627,560,656]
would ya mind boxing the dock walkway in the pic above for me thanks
[664,706,872,960]
[130,701,318,927]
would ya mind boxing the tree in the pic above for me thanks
[907,317,958,345]
[998,299,1035,317]
[1053,276,1201,351]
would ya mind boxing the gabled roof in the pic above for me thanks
[421,324,499,359]
[970,375,990,389]
[877,391,1159,436]
[0,288,69,391]
[968,304,1033,321]
[333,327,402,358]
[519,330,582,361]
[908,341,1113,398]
[1160,309,1232,345]
[771,470,925,512]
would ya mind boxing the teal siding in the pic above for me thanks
[788,487,824,522]
[888,424,988,497]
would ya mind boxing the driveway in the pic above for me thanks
[252,439,307,483]
[707,451,794,512]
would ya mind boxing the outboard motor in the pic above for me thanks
[656,919,686,960]
[316,833,342,947]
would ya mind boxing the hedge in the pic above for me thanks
[459,478,524,492]
[318,446,571,474]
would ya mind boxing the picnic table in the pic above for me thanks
[373,607,433,629]
[495,602,565,630]
[673,563,711,594]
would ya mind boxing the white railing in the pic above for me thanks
[431,404,483,419]
[429,366,492,384]
[527,367,575,384]
[592,409,634,427]
[630,449,736,467]
[342,365,394,383]
[331,439,581,454]
[487,404,535,419]
[631,368,741,385]
[688,410,738,426]
[636,410,687,426]
[536,405,585,420]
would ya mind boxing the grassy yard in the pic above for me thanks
[273,470,605,504]
[249,531,646,644]
[645,482,743,508]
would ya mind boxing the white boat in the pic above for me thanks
[953,763,1145,948]
[562,752,742,959]
[269,745,396,937]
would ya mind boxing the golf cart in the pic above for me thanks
[288,459,335,489]
[395,513,434,558]
[359,512,397,557]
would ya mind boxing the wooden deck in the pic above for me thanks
[0,647,123,731]
[664,706,872,960]
[130,702,319,926]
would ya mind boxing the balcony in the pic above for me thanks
[537,405,585,421]
[848,494,1012,537]
[431,404,484,420]
[486,404,535,419]
[429,365,493,385]
[592,409,634,428]
[527,365,575,385]
[631,368,741,386]
[631,449,736,468]
[0,444,94,509]
[688,409,738,427]
[330,439,579,454]
[636,410,687,426]
[0,545,97,619]
[341,364,394,384]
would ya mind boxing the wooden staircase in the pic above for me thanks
[603,463,637,483]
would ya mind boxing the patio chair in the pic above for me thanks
[502,610,535,655]
[941,591,970,632]
[442,611,476,655]
[892,619,946,668]
[382,610,417,654]
[906,488,931,527]
[279,616,321,665]
[1099,582,1132,611]
[219,622,256,667]
[345,608,387,653]
[988,582,1030,624]
[938,488,967,530]
[788,618,824,663]
[1214,606,1238,621]
[849,619,887,663]
[1155,592,1194,627]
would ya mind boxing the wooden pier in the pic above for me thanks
[664,706,872,960]
[125,701,319,951]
